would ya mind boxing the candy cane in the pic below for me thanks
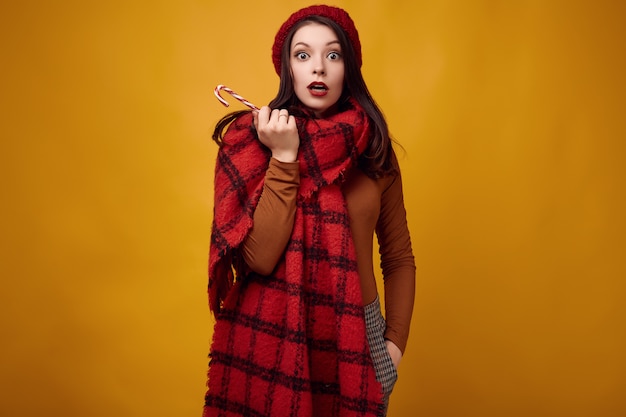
[214,85,259,110]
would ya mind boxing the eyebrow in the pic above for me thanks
[292,40,341,49]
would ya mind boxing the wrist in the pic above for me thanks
[272,150,298,163]
[385,339,402,368]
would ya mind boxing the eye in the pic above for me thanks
[294,51,309,60]
[327,51,342,60]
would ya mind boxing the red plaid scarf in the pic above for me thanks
[205,98,384,417]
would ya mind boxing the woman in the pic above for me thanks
[205,5,415,417]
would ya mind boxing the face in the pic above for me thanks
[289,22,345,117]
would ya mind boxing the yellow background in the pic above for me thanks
[1,1,624,416]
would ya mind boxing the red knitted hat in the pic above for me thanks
[272,5,362,76]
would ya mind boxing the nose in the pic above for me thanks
[313,57,325,75]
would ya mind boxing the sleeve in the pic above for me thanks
[240,158,300,275]
[376,172,416,354]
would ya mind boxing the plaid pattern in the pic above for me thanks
[205,99,385,417]
[364,296,398,413]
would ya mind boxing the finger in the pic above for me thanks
[286,115,296,126]
[277,109,290,123]
[270,108,281,123]
[252,110,259,130]
[257,106,271,127]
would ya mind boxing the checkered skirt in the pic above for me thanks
[364,296,398,410]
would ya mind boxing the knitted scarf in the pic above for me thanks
[205,98,384,417]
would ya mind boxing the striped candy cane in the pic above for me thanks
[214,85,259,110]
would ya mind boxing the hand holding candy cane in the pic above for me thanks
[214,84,298,162]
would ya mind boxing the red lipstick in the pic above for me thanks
[307,82,328,97]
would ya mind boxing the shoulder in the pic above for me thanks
[217,112,269,173]
[222,112,257,147]
[228,111,253,127]
[380,148,404,193]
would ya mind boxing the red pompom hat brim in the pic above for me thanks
[272,5,362,76]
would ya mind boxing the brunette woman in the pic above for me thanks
[205,5,415,417]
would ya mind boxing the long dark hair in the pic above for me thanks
[213,16,398,178]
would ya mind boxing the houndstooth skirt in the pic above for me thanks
[364,295,398,413]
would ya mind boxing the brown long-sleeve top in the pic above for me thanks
[241,158,416,354]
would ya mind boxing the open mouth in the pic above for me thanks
[307,82,328,92]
